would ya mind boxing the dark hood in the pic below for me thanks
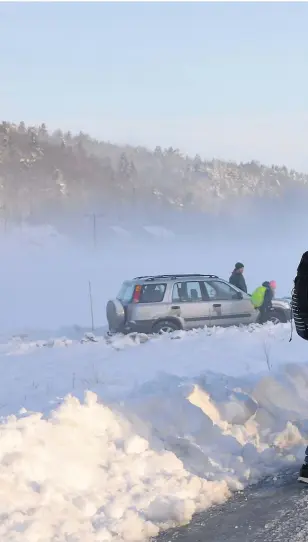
[262,281,270,288]
[297,251,308,275]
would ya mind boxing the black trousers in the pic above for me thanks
[259,306,270,324]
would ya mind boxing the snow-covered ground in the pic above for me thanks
[1,322,308,541]
[0,222,307,540]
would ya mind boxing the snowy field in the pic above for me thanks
[0,220,302,334]
[0,222,307,541]
[1,322,308,541]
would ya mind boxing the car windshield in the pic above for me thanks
[117,282,135,303]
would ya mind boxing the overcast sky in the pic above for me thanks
[1,2,308,170]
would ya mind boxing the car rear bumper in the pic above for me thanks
[109,320,154,335]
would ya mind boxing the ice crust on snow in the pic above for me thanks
[0,322,308,540]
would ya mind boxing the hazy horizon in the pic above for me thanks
[0,205,302,335]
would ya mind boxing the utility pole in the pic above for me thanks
[85,213,104,248]
[88,280,95,331]
[0,205,7,234]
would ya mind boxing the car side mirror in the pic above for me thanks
[233,291,243,300]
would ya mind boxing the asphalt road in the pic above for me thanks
[155,469,308,542]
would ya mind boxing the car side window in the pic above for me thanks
[139,283,166,303]
[172,281,203,302]
[203,280,239,301]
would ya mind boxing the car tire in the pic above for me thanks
[106,299,125,332]
[152,320,180,334]
[269,309,287,324]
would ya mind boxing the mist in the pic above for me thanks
[1,192,306,336]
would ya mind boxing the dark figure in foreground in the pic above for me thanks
[292,252,308,483]
[229,262,247,293]
[299,448,308,484]
[292,251,308,342]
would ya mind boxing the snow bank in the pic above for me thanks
[0,392,229,541]
[143,225,175,239]
[0,323,308,540]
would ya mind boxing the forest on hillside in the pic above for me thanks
[0,120,307,227]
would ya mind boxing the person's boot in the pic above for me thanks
[298,464,308,483]
[298,448,308,483]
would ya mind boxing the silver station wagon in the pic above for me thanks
[106,274,291,335]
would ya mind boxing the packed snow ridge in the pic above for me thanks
[1,323,308,541]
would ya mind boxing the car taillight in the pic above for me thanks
[132,285,142,303]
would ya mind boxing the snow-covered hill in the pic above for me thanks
[1,120,308,223]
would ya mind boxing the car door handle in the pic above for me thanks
[171,305,180,309]
[213,303,221,308]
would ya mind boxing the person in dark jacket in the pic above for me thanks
[229,262,247,293]
[293,251,308,334]
[296,252,308,484]
[258,281,275,324]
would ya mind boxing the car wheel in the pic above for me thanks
[269,309,287,325]
[152,320,180,334]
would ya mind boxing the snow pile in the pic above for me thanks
[0,392,229,541]
[143,225,175,239]
[1,323,308,541]
[109,225,132,238]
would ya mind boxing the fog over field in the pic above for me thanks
[0,122,307,335]
[0,188,303,335]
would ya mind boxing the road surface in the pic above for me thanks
[156,469,308,542]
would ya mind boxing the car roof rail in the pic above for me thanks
[133,274,219,281]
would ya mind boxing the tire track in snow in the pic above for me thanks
[156,470,308,542]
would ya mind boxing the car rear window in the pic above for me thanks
[139,283,166,303]
[117,282,167,303]
[117,282,135,303]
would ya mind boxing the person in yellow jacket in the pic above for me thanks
[251,280,276,324]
